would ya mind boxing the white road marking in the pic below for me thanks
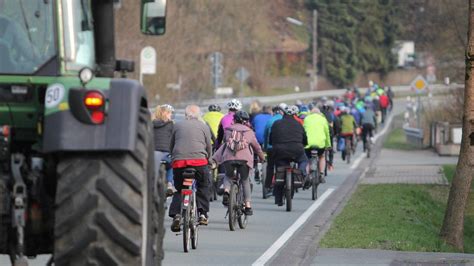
[373,114,394,143]
[252,188,335,266]
[350,114,395,170]
[350,154,364,169]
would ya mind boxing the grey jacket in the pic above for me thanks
[170,119,212,161]
[361,109,377,127]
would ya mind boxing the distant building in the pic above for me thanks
[393,41,415,68]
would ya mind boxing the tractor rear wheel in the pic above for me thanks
[54,108,163,266]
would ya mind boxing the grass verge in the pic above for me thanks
[383,114,417,150]
[320,165,474,253]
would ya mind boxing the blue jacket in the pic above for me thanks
[252,113,272,144]
[263,113,283,150]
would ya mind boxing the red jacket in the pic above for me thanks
[379,95,390,108]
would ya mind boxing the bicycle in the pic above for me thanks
[180,168,199,252]
[362,124,374,158]
[276,161,303,212]
[308,149,322,200]
[225,162,248,231]
[341,136,352,164]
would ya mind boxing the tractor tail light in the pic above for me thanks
[84,91,105,124]
[84,91,104,108]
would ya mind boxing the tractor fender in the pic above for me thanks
[43,79,148,153]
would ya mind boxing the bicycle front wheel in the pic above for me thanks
[228,184,238,231]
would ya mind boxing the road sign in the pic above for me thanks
[215,87,233,96]
[210,52,224,89]
[410,75,428,94]
[140,46,157,74]
[235,67,249,83]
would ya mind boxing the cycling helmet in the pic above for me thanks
[234,110,250,124]
[208,104,221,112]
[299,105,309,113]
[278,102,288,111]
[161,104,175,112]
[285,105,299,116]
[227,99,242,111]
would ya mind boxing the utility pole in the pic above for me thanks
[440,0,474,250]
[311,10,318,91]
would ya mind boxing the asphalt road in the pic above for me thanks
[1,101,406,266]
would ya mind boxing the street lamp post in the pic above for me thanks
[286,9,318,91]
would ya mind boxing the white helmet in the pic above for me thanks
[278,102,288,111]
[227,99,242,111]
[161,104,175,112]
[285,105,299,115]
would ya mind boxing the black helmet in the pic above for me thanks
[208,104,221,112]
[234,110,250,124]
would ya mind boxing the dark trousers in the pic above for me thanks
[265,149,275,189]
[273,153,308,205]
[362,123,374,148]
[381,107,387,124]
[169,165,210,218]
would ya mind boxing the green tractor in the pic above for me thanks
[0,0,167,265]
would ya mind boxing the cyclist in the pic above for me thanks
[387,86,395,112]
[262,104,286,194]
[321,102,339,171]
[290,105,304,125]
[304,106,332,184]
[270,105,308,206]
[252,105,273,145]
[361,102,377,151]
[153,104,175,196]
[339,106,358,159]
[213,111,265,215]
[379,92,390,124]
[203,104,224,146]
[249,100,262,123]
[169,105,213,231]
[217,99,242,147]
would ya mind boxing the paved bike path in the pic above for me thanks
[161,128,380,265]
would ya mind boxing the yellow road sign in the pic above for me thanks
[410,75,428,93]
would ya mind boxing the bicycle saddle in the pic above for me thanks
[183,168,197,178]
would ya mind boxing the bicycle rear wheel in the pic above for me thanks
[238,188,248,229]
[228,183,238,231]
[182,206,191,252]
[262,173,267,199]
[191,195,199,249]
[311,171,319,200]
[285,170,292,212]
[345,139,351,164]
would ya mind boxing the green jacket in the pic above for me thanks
[340,114,356,134]
[303,113,331,149]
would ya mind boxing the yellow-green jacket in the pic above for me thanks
[303,113,331,149]
[203,111,224,141]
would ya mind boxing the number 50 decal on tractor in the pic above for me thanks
[0,0,167,265]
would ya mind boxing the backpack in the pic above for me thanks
[226,129,248,155]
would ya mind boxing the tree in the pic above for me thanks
[440,0,474,251]
[305,0,399,87]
